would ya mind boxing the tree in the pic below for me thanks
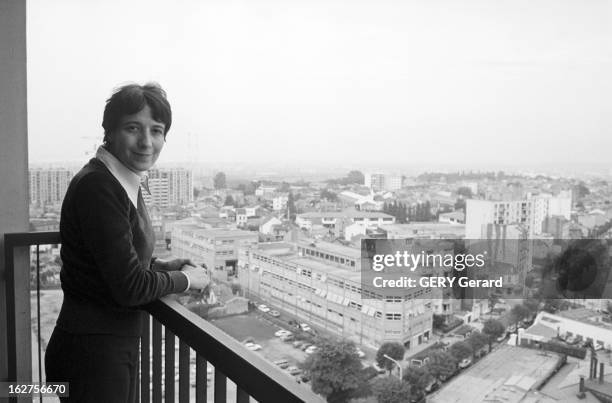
[488,294,500,314]
[320,189,338,202]
[397,202,407,224]
[375,342,405,374]
[449,341,473,361]
[432,314,446,329]
[482,319,505,350]
[213,172,226,189]
[523,298,540,313]
[301,338,363,403]
[279,181,291,192]
[574,182,590,199]
[230,283,242,295]
[224,195,235,206]
[456,186,473,198]
[287,192,297,221]
[403,365,433,399]
[510,304,531,326]
[466,331,488,358]
[454,198,466,212]
[347,170,365,184]
[426,350,457,381]
[371,377,413,403]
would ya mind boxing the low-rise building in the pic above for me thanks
[295,209,395,231]
[171,225,258,281]
[238,240,433,349]
[525,309,612,349]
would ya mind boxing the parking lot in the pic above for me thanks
[210,311,310,379]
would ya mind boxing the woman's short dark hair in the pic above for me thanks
[102,82,172,144]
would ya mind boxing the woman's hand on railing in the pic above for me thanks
[181,263,211,291]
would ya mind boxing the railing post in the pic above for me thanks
[0,0,29,385]
[4,239,32,384]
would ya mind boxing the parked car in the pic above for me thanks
[286,366,302,376]
[293,340,305,349]
[299,323,311,332]
[269,310,280,317]
[280,334,294,342]
[244,342,262,351]
[301,344,312,351]
[305,345,318,354]
[425,379,440,393]
[257,304,270,313]
[458,358,472,369]
[274,329,292,337]
[273,359,290,369]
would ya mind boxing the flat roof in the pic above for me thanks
[524,323,558,339]
[288,257,361,283]
[429,346,563,403]
[174,226,257,239]
[299,240,361,259]
[555,309,612,331]
[298,209,394,219]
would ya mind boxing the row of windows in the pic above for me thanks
[299,246,357,268]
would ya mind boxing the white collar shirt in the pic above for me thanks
[95,146,145,209]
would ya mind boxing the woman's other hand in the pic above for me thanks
[181,264,211,290]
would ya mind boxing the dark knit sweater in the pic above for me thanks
[56,158,188,336]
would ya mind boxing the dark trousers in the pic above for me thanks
[45,327,140,403]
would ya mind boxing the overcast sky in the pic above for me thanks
[27,0,612,170]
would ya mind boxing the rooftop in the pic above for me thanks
[175,226,258,239]
[288,257,361,282]
[299,240,361,259]
[555,308,612,331]
[430,346,563,403]
[297,209,394,219]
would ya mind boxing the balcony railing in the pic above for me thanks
[4,231,318,403]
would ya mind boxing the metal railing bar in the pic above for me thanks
[178,339,189,403]
[152,319,162,403]
[195,355,207,403]
[141,314,151,403]
[237,387,249,403]
[164,327,175,403]
[213,369,226,403]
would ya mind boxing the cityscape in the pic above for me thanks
[28,164,612,402]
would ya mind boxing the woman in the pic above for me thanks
[45,83,208,402]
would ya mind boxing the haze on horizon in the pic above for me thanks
[27,0,611,170]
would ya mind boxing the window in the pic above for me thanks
[385,313,401,320]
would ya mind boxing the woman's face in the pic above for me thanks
[106,104,166,173]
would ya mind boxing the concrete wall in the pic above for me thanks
[0,0,30,382]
